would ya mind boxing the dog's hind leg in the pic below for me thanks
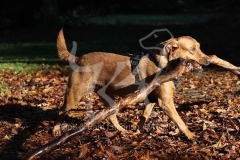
[53,87,82,136]
[53,72,93,136]
[109,114,127,132]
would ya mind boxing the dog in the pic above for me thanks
[53,29,210,140]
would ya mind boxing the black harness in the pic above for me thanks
[130,52,151,81]
[130,52,180,87]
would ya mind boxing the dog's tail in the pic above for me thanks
[57,28,79,62]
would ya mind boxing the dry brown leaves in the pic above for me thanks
[0,67,239,160]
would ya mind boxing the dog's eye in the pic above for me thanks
[190,48,196,53]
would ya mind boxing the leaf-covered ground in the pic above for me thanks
[0,64,239,160]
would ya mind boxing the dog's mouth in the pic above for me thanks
[197,58,211,66]
[200,56,211,66]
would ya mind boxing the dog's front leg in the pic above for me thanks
[109,114,127,132]
[137,102,155,130]
[157,82,198,140]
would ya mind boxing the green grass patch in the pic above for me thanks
[0,63,68,75]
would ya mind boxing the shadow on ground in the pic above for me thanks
[0,104,78,159]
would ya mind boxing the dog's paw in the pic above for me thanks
[52,124,62,137]
[182,127,199,140]
[186,132,199,140]
[134,129,141,135]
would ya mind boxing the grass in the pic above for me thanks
[0,63,68,75]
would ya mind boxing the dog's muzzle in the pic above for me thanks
[205,57,211,66]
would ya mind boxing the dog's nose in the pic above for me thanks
[205,57,211,65]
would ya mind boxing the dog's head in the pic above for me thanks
[159,36,210,66]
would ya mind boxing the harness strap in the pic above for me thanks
[130,52,180,87]
[130,52,149,81]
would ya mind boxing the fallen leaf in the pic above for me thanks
[29,91,37,95]
[42,87,54,93]
[15,123,21,128]
[203,122,207,130]
[199,109,208,114]
[215,108,227,113]
[4,135,11,140]
[211,139,228,149]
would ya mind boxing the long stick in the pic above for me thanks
[209,55,240,75]
[23,59,202,160]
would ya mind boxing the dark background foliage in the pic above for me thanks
[0,0,240,65]
[0,0,239,28]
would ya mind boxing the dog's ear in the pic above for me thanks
[152,38,179,65]
[171,43,178,51]
[167,39,179,61]
[156,38,173,56]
